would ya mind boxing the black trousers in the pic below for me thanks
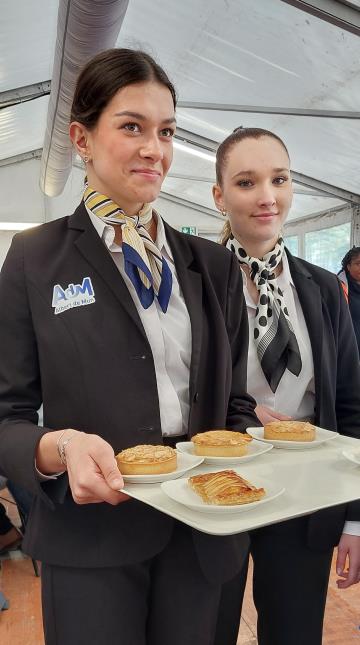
[215,517,333,645]
[42,522,222,645]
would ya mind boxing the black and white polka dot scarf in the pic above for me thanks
[227,235,302,392]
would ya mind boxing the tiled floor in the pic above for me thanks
[237,559,360,644]
[0,489,359,645]
[1,552,358,645]
[0,556,43,644]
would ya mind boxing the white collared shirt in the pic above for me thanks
[88,208,192,437]
[242,253,360,537]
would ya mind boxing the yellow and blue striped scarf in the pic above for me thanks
[84,183,172,313]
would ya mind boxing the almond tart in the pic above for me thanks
[188,469,265,506]
[191,430,252,457]
[264,420,316,442]
[116,444,177,475]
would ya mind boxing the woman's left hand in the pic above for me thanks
[336,533,360,588]
[254,404,292,426]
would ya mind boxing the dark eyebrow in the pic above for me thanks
[232,171,254,179]
[232,168,289,179]
[113,110,176,125]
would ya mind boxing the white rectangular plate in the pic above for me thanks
[342,449,360,466]
[246,426,339,449]
[176,439,273,464]
[121,452,204,484]
[121,435,360,535]
[161,475,284,514]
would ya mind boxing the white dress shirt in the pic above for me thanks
[242,253,360,536]
[88,208,192,437]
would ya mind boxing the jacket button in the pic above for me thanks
[193,392,199,403]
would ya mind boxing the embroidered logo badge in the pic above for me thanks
[52,277,95,315]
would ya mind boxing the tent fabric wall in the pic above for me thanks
[0,0,359,271]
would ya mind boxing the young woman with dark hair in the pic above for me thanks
[338,247,360,353]
[0,50,257,645]
[213,127,360,645]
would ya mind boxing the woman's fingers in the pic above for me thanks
[336,534,360,588]
[336,542,347,577]
[69,468,129,505]
[255,404,292,425]
[273,411,293,420]
[65,433,129,506]
[91,444,124,491]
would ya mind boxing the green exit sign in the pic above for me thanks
[181,226,198,235]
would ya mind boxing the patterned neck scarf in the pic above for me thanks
[84,183,172,313]
[227,235,302,392]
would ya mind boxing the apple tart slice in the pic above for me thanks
[188,469,265,506]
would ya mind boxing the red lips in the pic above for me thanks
[132,168,161,176]
[253,212,279,217]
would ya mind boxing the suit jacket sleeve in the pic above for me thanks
[0,234,56,507]
[335,278,360,440]
[333,279,360,522]
[225,253,259,431]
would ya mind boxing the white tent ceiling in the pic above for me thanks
[0,0,359,237]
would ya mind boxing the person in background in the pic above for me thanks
[0,49,257,645]
[6,480,33,527]
[212,127,360,645]
[0,501,22,554]
[338,247,360,355]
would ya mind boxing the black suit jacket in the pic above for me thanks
[0,203,258,582]
[286,251,360,548]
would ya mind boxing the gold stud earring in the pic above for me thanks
[220,208,227,217]
[83,155,90,163]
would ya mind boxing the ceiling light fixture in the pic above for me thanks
[173,140,215,163]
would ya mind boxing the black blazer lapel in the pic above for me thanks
[164,223,203,401]
[68,203,147,338]
[286,251,324,421]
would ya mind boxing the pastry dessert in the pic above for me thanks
[191,430,252,457]
[188,469,265,505]
[116,444,177,475]
[264,420,316,442]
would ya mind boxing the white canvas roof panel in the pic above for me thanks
[0,0,358,227]
[0,1,57,92]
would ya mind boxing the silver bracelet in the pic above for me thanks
[57,430,78,466]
